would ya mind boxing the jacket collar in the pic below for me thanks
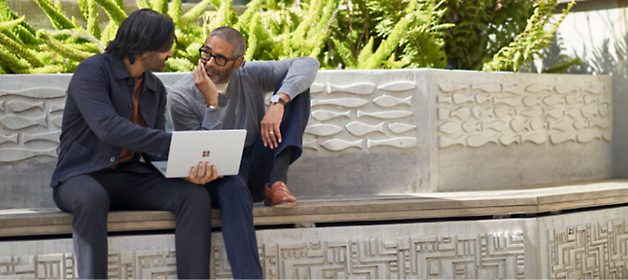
[109,53,158,92]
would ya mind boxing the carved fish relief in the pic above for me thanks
[310,83,324,93]
[529,120,546,131]
[548,120,573,132]
[0,147,57,162]
[484,120,509,132]
[582,84,605,95]
[472,83,500,93]
[438,122,461,134]
[493,96,520,107]
[471,106,494,120]
[302,139,318,151]
[311,110,351,121]
[372,95,411,107]
[438,82,469,92]
[542,95,565,106]
[357,110,413,119]
[474,94,491,105]
[437,95,453,104]
[522,95,541,107]
[573,119,589,130]
[499,134,521,145]
[510,117,527,133]
[565,107,580,119]
[522,133,546,144]
[565,95,581,105]
[367,137,417,149]
[577,131,601,143]
[466,133,498,148]
[345,121,385,136]
[503,84,525,95]
[452,94,474,105]
[439,135,465,148]
[550,132,576,144]
[311,98,369,108]
[50,103,64,113]
[451,107,471,120]
[590,119,610,129]
[0,88,65,98]
[583,95,596,104]
[22,131,61,143]
[603,130,612,142]
[0,100,4,111]
[525,84,553,93]
[0,134,18,144]
[320,139,363,152]
[0,115,47,130]
[461,121,481,133]
[328,83,375,95]
[599,107,609,117]
[378,81,415,92]
[581,105,598,119]
[494,108,515,118]
[438,108,450,120]
[304,124,343,136]
[7,101,44,113]
[545,108,564,119]
[388,123,416,134]
[52,116,63,128]
[519,108,543,118]
[598,97,611,105]
[555,85,579,94]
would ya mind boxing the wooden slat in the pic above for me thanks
[2,179,628,238]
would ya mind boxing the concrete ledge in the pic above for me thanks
[3,179,628,238]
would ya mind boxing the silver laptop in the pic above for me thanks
[151,129,247,178]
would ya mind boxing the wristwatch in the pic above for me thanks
[270,95,287,106]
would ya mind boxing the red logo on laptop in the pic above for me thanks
[202,151,210,157]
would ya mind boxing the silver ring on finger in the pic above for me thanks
[269,131,274,134]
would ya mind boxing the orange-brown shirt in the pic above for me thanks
[111,74,148,168]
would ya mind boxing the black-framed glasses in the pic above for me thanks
[198,47,240,67]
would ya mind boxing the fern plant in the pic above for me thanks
[482,0,575,72]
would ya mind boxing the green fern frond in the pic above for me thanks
[182,0,211,24]
[93,0,127,26]
[33,0,77,30]
[0,16,23,31]
[152,0,168,14]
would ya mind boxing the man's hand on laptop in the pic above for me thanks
[183,162,222,185]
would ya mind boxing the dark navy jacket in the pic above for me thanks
[50,53,171,187]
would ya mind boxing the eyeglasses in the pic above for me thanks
[198,47,240,67]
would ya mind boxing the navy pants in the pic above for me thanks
[53,164,212,279]
[205,79,311,279]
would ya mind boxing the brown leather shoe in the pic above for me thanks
[264,182,298,207]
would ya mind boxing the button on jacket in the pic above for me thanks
[50,53,171,187]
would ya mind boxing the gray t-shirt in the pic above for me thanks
[167,57,320,148]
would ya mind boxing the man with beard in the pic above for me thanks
[167,26,318,278]
[50,9,217,279]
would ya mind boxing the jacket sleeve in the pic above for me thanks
[67,59,171,157]
[249,57,320,100]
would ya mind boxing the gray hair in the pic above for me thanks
[208,26,246,57]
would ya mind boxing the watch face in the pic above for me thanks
[271,95,280,103]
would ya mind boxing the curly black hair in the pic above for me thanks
[106,9,177,64]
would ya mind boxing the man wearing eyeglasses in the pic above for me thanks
[167,26,318,279]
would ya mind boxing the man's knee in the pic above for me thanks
[176,182,212,211]
[56,176,110,215]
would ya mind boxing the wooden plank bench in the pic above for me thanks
[3,179,628,238]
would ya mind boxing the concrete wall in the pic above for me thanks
[0,70,615,208]
[3,204,628,279]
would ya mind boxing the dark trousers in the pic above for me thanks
[206,80,311,279]
[53,164,212,279]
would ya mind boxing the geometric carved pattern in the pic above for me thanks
[0,88,66,162]
[437,82,612,148]
[0,250,177,279]
[303,81,418,152]
[549,220,628,279]
[212,232,525,279]
[0,231,524,279]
